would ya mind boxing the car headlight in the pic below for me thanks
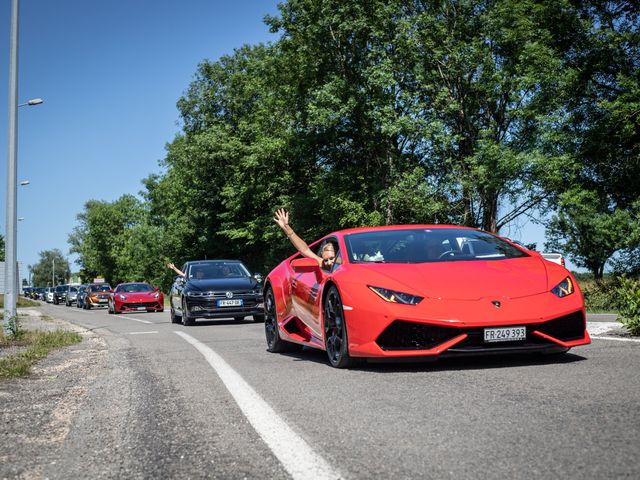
[551,277,574,298]
[154,292,160,299]
[186,291,202,297]
[118,294,127,301]
[368,286,423,305]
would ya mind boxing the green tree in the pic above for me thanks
[68,195,146,284]
[30,249,70,287]
[545,1,640,275]
[0,234,4,261]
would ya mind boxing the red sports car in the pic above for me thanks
[264,225,590,368]
[108,282,164,314]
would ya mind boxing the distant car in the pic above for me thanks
[64,285,80,306]
[170,259,264,326]
[76,285,88,308]
[45,287,54,303]
[108,282,164,314]
[82,283,112,309]
[52,284,68,305]
[541,252,565,267]
[264,225,590,368]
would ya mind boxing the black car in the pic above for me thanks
[52,284,68,305]
[170,259,264,326]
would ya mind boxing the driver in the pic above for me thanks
[274,209,336,270]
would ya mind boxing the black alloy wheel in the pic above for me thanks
[170,300,181,323]
[323,285,353,368]
[264,286,294,353]
[182,298,194,326]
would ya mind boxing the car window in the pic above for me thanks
[116,283,152,293]
[345,228,528,264]
[187,262,250,279]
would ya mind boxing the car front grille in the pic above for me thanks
[376,310,586,351]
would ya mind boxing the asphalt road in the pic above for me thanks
[2,304,639,479]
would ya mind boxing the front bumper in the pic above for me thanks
[115,300,163,312]
[185,296,264,319]
[340,288,590,358]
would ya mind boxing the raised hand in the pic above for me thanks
[274,208,290,231]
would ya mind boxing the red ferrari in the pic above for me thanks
[108,282,164,314]
[264,225,590,368]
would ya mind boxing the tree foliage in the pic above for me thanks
[30,249,70,287]
[67,0,639,285]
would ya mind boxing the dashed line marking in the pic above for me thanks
[128,331,158,335]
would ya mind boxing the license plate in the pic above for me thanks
[99,299,108,303]
[136,307,146,311]
[484,326,526,343]
[217,299,243,307]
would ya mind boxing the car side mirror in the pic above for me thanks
[154,286,159,292]
[291,258,321,274]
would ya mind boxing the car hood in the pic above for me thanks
[350,257,549,300]
[116,291,160,298]
[186,277,259,292]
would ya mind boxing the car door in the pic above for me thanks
[290,237,340,339]
[171,263,187,313]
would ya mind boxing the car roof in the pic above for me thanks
[326,224,482,237]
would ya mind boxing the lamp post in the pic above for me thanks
[4,0,43,336]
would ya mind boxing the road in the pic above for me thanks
[2,304,639,479]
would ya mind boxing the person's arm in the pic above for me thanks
[167,262,185,277]
[274,209,322,263]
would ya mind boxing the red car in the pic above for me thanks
[264,225,590,368]
[108,282,164,314]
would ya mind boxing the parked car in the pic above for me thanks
[64,284,81,306]
[541,252,565,266]
[76,285,88,308]
[82,283,112,309]
[170,260,264,326]
[52,284,68,305]
[108,282,164,314]
[264,225,590,368]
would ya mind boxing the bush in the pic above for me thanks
[617,276,640,336]
[578,277,621,313]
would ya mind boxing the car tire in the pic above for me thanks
[108,303,114,314]
[182,298,194,326]
[170,303,181,324]
[264,286,298,353]
[253,314,265,323]
[86,302,91,310]
[323,285,353,368]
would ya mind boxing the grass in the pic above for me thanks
[0,294,40,309]
[0,327,82,378]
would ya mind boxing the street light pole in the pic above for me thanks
[4,0,20,336]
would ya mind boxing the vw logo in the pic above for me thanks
[491,300,501,308]
[225,291,234,299]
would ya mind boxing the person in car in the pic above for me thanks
[167,262,185,277]
[274,209,337,270]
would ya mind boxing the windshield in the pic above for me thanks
[116,283,152,293]
[69,286,78,292]
[90,284,111,292]
[187,262,250,280]
[345,228,528,264]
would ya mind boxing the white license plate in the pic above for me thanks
[136,307,146,311]
[217,299,243,307]
[484,326,526,343]
[99,299,108,303]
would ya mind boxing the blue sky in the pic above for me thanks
[1,0,566,280]
[0,0,280,277]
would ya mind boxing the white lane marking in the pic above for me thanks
[591,336,640,343]
[174,331,342,480]
[114,315,152,324]
[128,331,158,335]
